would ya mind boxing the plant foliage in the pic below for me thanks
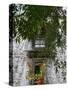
[9,4,66,59]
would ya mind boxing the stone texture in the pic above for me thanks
[9,39,66,86]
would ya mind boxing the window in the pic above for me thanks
[35,39,45,48]
[35,65,40,74]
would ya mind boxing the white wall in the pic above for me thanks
[11,39,66,86]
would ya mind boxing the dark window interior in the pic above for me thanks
[35,65,40,74]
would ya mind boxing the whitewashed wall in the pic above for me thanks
[46,47,66,84]
[13,39,32,86]
[12,39,66,86]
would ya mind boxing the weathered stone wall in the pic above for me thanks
[13,39,32,86]
[9,39,66,86]
[46,47,66,84]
